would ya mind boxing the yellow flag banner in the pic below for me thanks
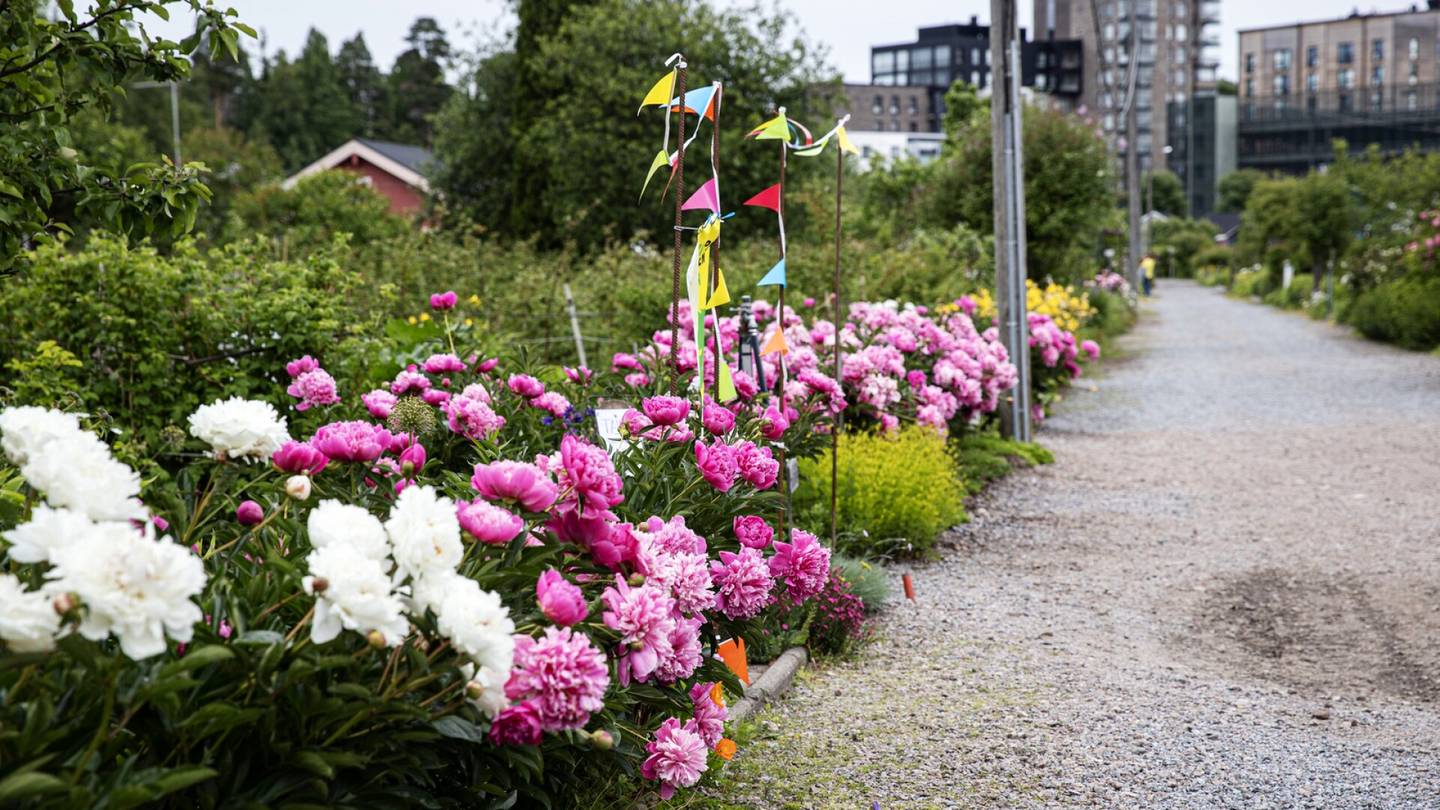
[748,113,789,140]
[638,70,675,112]
[836,125,860,155]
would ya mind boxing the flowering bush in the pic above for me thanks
[804,569,870,657]
[1089,270,1131,295]
[0,293,834,806]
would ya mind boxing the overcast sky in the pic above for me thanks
[150,0,1407,82]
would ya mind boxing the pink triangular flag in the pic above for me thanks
[681,178,720,213]
[744,184,781,213]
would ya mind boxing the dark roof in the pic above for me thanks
[357,139,434,174]
[1206,212,1242,243]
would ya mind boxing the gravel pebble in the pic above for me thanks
[706,283,1440,808]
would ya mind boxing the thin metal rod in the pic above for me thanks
[668,60,688,391]
[707,83,722,408]
[563,283,587,368]
[829,139,844,547]
[776,119,789,541]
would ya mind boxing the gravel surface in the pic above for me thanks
[706,282,1440,808]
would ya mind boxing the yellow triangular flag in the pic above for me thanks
[716,357,737,402]
[638,70,675,112]
[703,267,731,310]
[749,114,789,140]
[640,149,671,199]
[760,327,789,357]
[837,125,859,155]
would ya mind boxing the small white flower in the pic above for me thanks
[285,475,313,501]
[188,397,290,462]
[385,485,463,581]
[302,544,408,646]
[47,526,206,659]
[460,661,510,719]
[435,574,514,675]
[19,433,144,522]
[307,500,389,560]
[0,406,83,466]
[1,504,98,565]
[0,573,62,653]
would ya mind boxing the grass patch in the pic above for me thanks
[951,432,1053,496]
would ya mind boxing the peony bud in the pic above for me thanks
[366,630,387,649]
[627,572,646,587]
[236,500,264,526]
[310,576,329,593]
[52,592,77,615]
[285,474,312,501]
[590,729,615,750]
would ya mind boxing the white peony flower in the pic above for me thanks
[385,485,463,581]
[19,433,144,522]
[285,474,312,501]
[306,500,389,560]
[188,397,290,462]
[0,406,83,466]
[1,504,98,565]
[434,574,514,675]
[0,573,61,653]
[302,544,409,647]
[407,568,458,616]
[460,661,510,719]
[47,526,206,659]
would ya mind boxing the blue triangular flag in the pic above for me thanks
[756,257,786,287]
[669,84,717,118]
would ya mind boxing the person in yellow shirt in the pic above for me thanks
[1140,254,1156,296]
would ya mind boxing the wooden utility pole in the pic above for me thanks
[990,0,1032,442]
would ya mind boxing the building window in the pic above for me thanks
[1339,92,1352,112]
[874,119,884,130]
[1307,95,1317,114]
[1411,63,1420,84]
[1372,66,1384,86]
[1245,52,1254,73]
[1408,90,1418,110]
[1273,74,1290,96]
[909,121,919,132]
[1338,42,1354,64]
[912,47,932,70]
[889,95,899,115]
[907,96,918,114]
[1338,68,1355,89]
[1244,78,1254,97]
[935,45,950,65]
[872,95,883,114]
[1306,45,1318,67]
[971,47,981,65]
[1306,72,1318,93]
[1371,90,1383,111]
[1410,38,1420,61]
[1373,38,1384,61]
[1273,49,1291,71]
[872,51,894,75]
[970,70,980,86]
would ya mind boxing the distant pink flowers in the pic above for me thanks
[429,290,458,310]
[536,569,587,626]
[507,374,544,399]
[361,389,396,419]
[642,395,689,426]
[284,356,340,411]
[641,717,707,799]
[445,388,505,441]
[505,627,610,732]
[734,441,778,490]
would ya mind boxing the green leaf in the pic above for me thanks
[159,644,234,676]
[0,772,67,801]
[294,751,334,779]
[432,716,486,743]
[235,629,284,646]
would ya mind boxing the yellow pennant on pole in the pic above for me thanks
[836,125,860,155]
[640,149,671,199]
[748,113,790,140]
[716,356,737,401]
[638,70,676,113]
[703,267,731,310]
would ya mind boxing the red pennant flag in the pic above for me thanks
[743,184,782,213]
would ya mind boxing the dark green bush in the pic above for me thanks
[1262,273,1313,309]
[1347,274,1440,350]
[831,554,892,614]
[949,433,1053,496]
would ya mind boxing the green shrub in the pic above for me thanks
[1231,268,1268,298]
[831,554,892,614]
[1262,273,1313,309]
[1083,289,1136,341]
[796,427,966,558]
[1347,274,1440,350]
[950,433,1052,496]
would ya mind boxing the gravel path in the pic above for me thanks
[707,282,1440,808]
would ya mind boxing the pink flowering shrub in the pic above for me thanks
[805,569,871,656]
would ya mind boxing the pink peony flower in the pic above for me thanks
[312,421,386,463]
[472,460,558,512]
[624,372,650,388]
[641,717,708,799]
[642,395,690,427]
[768,529,831,602]
[421,388,451,407]
[621,409,650,438]
[611,352,643,372]
[701,403,735,435]
[456,498,525,545]
[1081,339,1101,360]
[601,575,676,685]
[488,701,542,745]
[536,569,588,626]
[711,548,774,619]
[507,374,545,398]
[557,434,624,509]
[647,551,714,616]
[532,391,572,418]
[734,441,779,490]
[654,612,704,683]
[285,355,319,378]
[361,389,397,419]
[430,290,458,310]
[476,357,500,374]
[391,368,431,396]
[642,515,707,556]
[445,393,505,441]
[505,627,610,732]
[694,439,739,492]
[272,440,328,475]
[759,404,790,439]
[689,681,727,748]
[563,365,593,385]
[287,369,340,411]
[398,441,426,472]
[422,353,467,374]
[235,500,264,526]
[733,515,773,549]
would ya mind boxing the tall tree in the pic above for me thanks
[336,33,387,138]
[387,18,452,143]
[0,0,253,270]
[248,30,359,170]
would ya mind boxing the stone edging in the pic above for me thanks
[728,646,808,723]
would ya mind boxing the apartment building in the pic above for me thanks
[1237,2,1440,172]
[1037,0,1221,193]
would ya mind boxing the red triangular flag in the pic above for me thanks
[744,184,781,213]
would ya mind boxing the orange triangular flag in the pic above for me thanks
[760,327,789,357]
[717,637,750,685]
